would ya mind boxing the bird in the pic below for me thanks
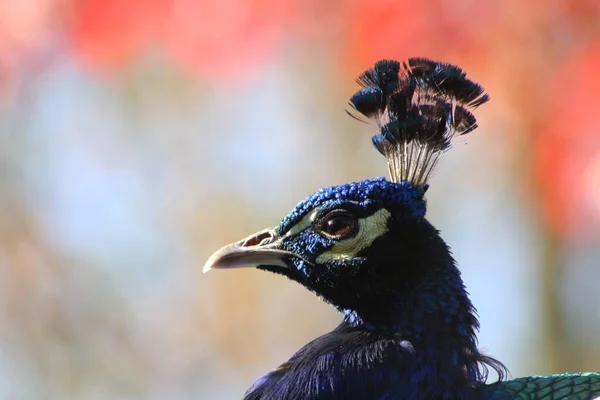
[204,58,600,400]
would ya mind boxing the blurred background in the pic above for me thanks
[0,0,599,398]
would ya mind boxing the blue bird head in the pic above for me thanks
[205,177,431,324]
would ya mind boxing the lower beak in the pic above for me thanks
[203,228,299,273]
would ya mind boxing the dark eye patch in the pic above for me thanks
[317,210,358,239]
[311,200,380,240]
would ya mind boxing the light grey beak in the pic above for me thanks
[203,228,298,273]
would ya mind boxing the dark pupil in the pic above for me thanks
[325,215,354,236]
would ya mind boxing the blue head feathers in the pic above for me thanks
[277,177,427,236]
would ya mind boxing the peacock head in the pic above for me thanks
[204,177,429,315]
[204,58,488,330]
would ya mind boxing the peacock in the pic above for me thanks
[204,58,600,400]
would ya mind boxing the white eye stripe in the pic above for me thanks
[316,208,390,263]
[285,209,318,237]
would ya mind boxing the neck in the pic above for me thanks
[341,259,479,345]
[339,223,499,390]
[340,263,494,396]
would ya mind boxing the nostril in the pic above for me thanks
[241,231,274,247]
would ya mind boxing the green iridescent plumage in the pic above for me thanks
[483,373,600,400]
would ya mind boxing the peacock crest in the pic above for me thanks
[348,58,489,186]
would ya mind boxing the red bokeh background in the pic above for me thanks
[4,0,598,236]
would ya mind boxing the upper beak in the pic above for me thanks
[203,227,298,273]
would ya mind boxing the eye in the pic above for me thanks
[318,211,358,239]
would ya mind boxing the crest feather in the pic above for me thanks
[348,58,489,186]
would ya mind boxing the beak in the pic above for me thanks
[203,228,299,273]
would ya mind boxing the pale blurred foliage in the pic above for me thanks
[0,1,599,399]
[0,58,363,399]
